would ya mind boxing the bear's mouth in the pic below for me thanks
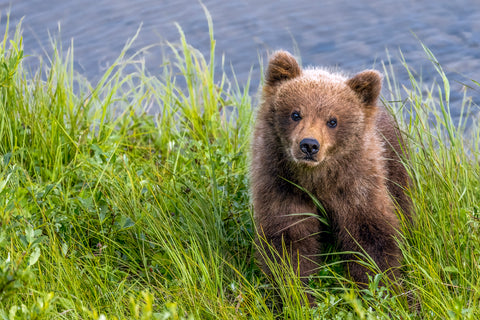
[303,155,316,161]
[296,155,321,166]
[289,147,322,166]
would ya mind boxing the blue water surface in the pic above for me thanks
[1,0,480,119]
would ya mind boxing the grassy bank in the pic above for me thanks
[1,13,480,319]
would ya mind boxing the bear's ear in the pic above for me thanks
[346,70,382,106]
[265,51,301,86]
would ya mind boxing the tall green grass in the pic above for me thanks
[1,10,480,319]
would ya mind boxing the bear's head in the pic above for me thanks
[263,51,382,167]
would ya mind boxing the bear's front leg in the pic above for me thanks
[254,193,321,303]
[336,206,402,286]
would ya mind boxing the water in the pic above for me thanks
[2,0,480,119]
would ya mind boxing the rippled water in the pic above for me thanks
[2,0,480,118]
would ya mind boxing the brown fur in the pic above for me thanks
[251,51,412,301]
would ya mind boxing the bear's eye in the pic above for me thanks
[291,111,302,121]
[327,118,337,128]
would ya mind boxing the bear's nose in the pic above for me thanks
[299,138,319,155]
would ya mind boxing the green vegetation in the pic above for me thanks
[1,12,480,319]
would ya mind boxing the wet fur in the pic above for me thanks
[250,51,412,302]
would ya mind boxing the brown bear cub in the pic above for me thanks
[250,51,411,302]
